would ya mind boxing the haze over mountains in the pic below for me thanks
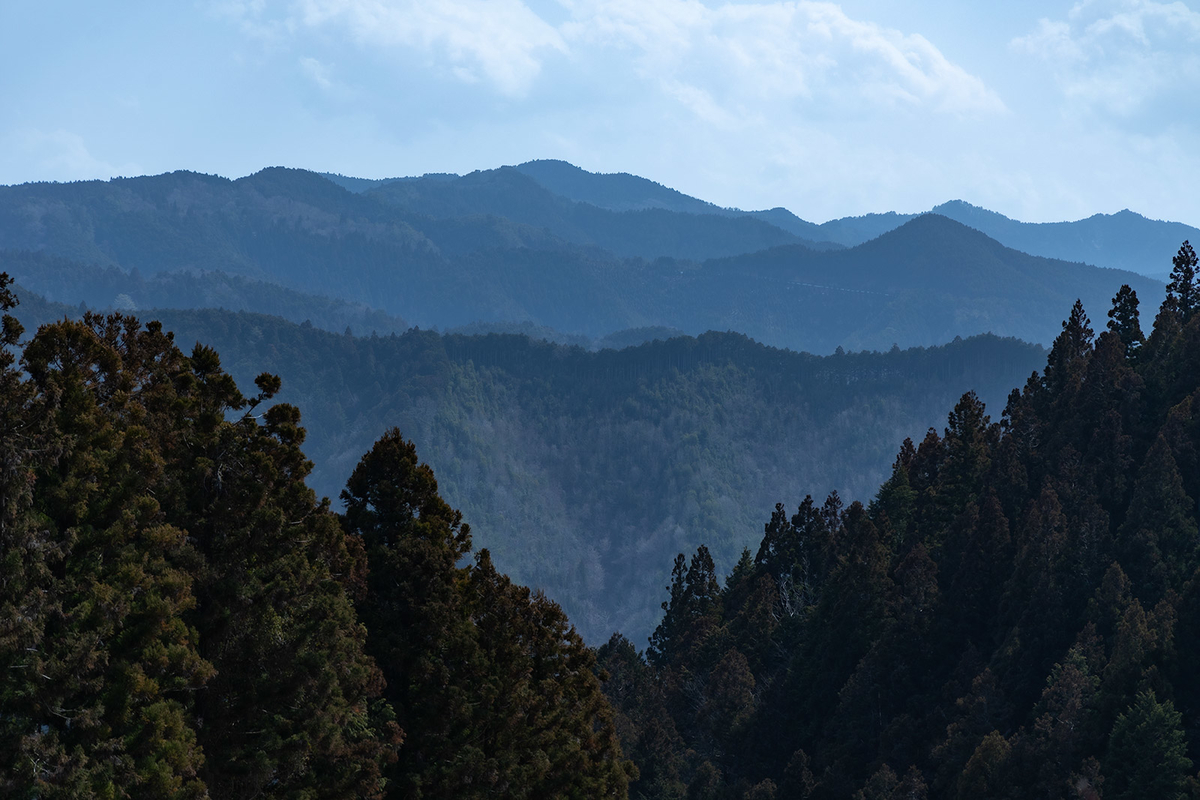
[508,160,1200,276]
[0,162,1174,354]
[0,160,1187,640]
[7,289,1045,643]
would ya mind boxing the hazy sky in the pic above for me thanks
[3,0,1199,224]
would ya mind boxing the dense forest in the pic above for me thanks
[6,244,1200,798]
[0,275,630,798]
[7,287,1045,644]
[597,243,1200,799]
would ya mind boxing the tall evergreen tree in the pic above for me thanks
[342,428,478,798]
[1107,285,1144,353]
[169,342,397,800]
[1117,434,1199,600]
[14,316,213,799]
[648,546,722,671]
[0,275,63,797]
[344,428,631,799]
[1103,690,1192,800]
[1042,299,1094,400]
[1167,241,1199,324]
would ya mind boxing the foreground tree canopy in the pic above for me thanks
[0,273,630,799]
[600,242,1200,799]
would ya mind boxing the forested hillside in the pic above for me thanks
[0,275,630,799]
[598,244,1200,799]
[0,249,408,335]
[4,292,1037,643]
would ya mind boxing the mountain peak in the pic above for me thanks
[514,160,729,215]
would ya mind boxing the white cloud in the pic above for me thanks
[1,129,140,183]
[300,56,335,88]
[217,0,1001,113]
[1012,0,1200,119]
[293,0,567,95]
[561,0,1006,119]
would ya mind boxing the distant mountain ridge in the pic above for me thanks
[512,160,1199,275]
[0,166,1169,354]
[312,160,1199,277]
[928,200,1200,277]
[361,166,840,258]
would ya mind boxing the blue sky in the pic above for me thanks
[3,0,1199,224]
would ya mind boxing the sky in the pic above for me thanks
[2,0,1199,225]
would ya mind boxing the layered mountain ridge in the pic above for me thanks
[0,163,1170,354]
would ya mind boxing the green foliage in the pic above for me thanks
[117,308,1044,644]
[344,429,632,799]
[601,244,1200,799]
[1167,241,1199,323]
[1107,284,1144,353]
[0,310,634,799]
[1105,690,1192,800]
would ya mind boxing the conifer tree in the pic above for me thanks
[0,275,62,797]
[1167,241,1199,324]
[956,731,1010,800]
[344,428,631,799]
[464,550,631,798]
[648,546,722,671]
[1104,690,1192,800]
[1014,646,1099,796]
[169,343,397,800]
[342,428,477,798]
[1042,300,1094,400]
[1117,434,1199,600]
[1107,285,1144,353]
[934,392,996,544]
[15,315,213,798]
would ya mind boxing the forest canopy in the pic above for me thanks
[598,242,1200,799]
[0,274,630,799]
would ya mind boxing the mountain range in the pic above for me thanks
[0,164,1174,354]
[1,160,1190,639]
[508,159,1200,276]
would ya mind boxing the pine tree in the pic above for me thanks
[1017,646,1100,797]
[1107,285,1144,353]
[15,315,213,798]
[596,634,685,800]
[345,428,631,799]
[956,731,1010,800]
[1117,434,1199,600]
[1167,241,1199,323]
[168,344,397,800]
[342,428,476,798]
[1042,300,1094,400]
[1103,690,1192,800]
[648,546,722,671]
[934,392,996,546]
[0,275,63,797]
[464,550,632,798]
